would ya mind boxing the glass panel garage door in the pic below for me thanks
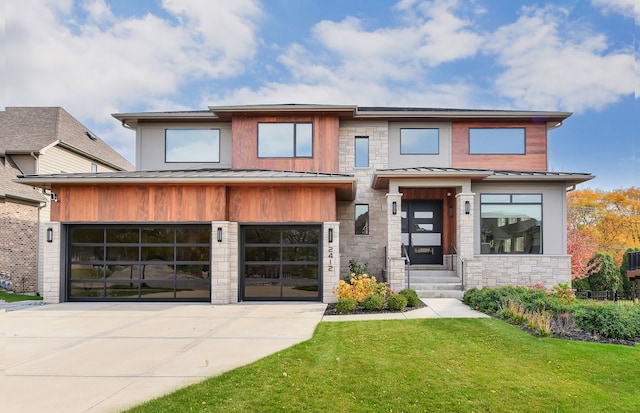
[242,225,321,301]
[67,225,211,301]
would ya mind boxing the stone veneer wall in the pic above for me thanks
[322,222,340,303]
[0,201,39,294]
[211,221,239,304]
[337,121,389,280]
[464,255,571,290]
[41,222,61,303]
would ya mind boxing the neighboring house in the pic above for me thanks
[16,104,593,304]
[1,107,134,295]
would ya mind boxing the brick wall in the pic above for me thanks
[0,200,39,294]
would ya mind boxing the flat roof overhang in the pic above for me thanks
[372,168,594,190]
[15,169,357,201]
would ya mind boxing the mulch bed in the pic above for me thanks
[323,300,427,316]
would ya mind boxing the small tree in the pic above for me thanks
[586,251,621,292]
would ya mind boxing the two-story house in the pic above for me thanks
[16,104,593,304]
[1,107,133,295]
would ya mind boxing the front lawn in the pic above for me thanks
[0,291,42,302]
[127,319,639,412]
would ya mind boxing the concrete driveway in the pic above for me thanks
[1,299,486,412]
[1,302,326,413]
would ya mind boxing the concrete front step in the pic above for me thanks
[409,282,462,291]
[417,290,465,299]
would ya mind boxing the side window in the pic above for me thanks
[355,204,369,235]
[91,163,97,173]
[258,122,313,158]
[400,128,439,154]
[165,129,220,163]
[469,128,525,154]
[355,136,369,167]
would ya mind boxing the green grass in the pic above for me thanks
[127,319,640,412]
[0,291,43,302]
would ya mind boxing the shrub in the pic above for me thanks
[335,297,357,314]
[387,294,408,311]
[334,274,381,304]
[363,294,383,311]
[551,283,576,303]
[463,286,528,314]
[570,301,640,339]
[399,289,420,307]
[586,252,621,292]
[348,259,369,276]
[526,311,552,337]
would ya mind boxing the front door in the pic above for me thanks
[401,200,444,265]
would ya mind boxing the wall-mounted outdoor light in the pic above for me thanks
[449,206,454,217]
[46,228,53,243]
[465,200,471,215]
[392,201,397,215]
[217,227,223,242]
[328,228,334,243]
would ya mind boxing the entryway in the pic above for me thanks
[401,200,444,265]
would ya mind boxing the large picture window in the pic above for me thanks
[258,122,313,158]
[400,128,439,154]
[165,129,220,162]
[469,128,525,154]
[67,225,211,301]
[480,194,542,254]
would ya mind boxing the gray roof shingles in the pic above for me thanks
[0,157,46,203]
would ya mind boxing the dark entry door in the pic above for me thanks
[401,200,444,265]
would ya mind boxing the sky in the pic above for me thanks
[2,0,638,190]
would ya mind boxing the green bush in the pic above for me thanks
[399,289,420,307]
[387,294,408,311]
[586,252,621,292]
[335,297,357,314]
[463,286,529,314]
[570,301,640,340]
[363,294,383,311]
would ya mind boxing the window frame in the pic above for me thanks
[468,127,526,155]
[257,122,314,158]
[354,136,369,168]
[165,128,221,163]
[480,193,543,255]
[355,204,370,235]
[400,128,440,155]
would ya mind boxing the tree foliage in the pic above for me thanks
[567,187,640,266]
[585,252,621,292]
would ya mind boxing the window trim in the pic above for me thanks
[165,128,221,163]
[354,136,369,168]
[400,128,440,155]
[468,127,526,155]
[257,122,314,158]
[480,193,543,255]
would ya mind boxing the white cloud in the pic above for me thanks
[591,0,639,19]
[485,5,635,112]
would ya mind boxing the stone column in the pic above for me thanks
[323,222,340,303]
[211,221,239,304]
[455,192,475,289]
[386,192,405,292]
[41,222,61,303]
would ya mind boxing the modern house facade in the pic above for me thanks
[16,104,593,304]
[1,107,133,294]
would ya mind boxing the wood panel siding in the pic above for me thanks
[400,187,456,255]
[228,186,336,222]
[51,185,226,222]
[451,122,548,171]
[232,116,340,172]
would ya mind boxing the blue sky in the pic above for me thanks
[3,0,638,189]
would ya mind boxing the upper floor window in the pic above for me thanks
[355,204,369,235]
[400,128,439,154]
[469,128,525,155]
[91,163,97,173]
[355,136,369,167]
[165,129,220,163]
[480,194,542,254]
[258,122,313,158]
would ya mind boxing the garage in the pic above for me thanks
[66,224,211,301]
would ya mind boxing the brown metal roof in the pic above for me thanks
[16,168,357,201]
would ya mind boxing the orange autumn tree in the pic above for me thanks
[568,187,640,279]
